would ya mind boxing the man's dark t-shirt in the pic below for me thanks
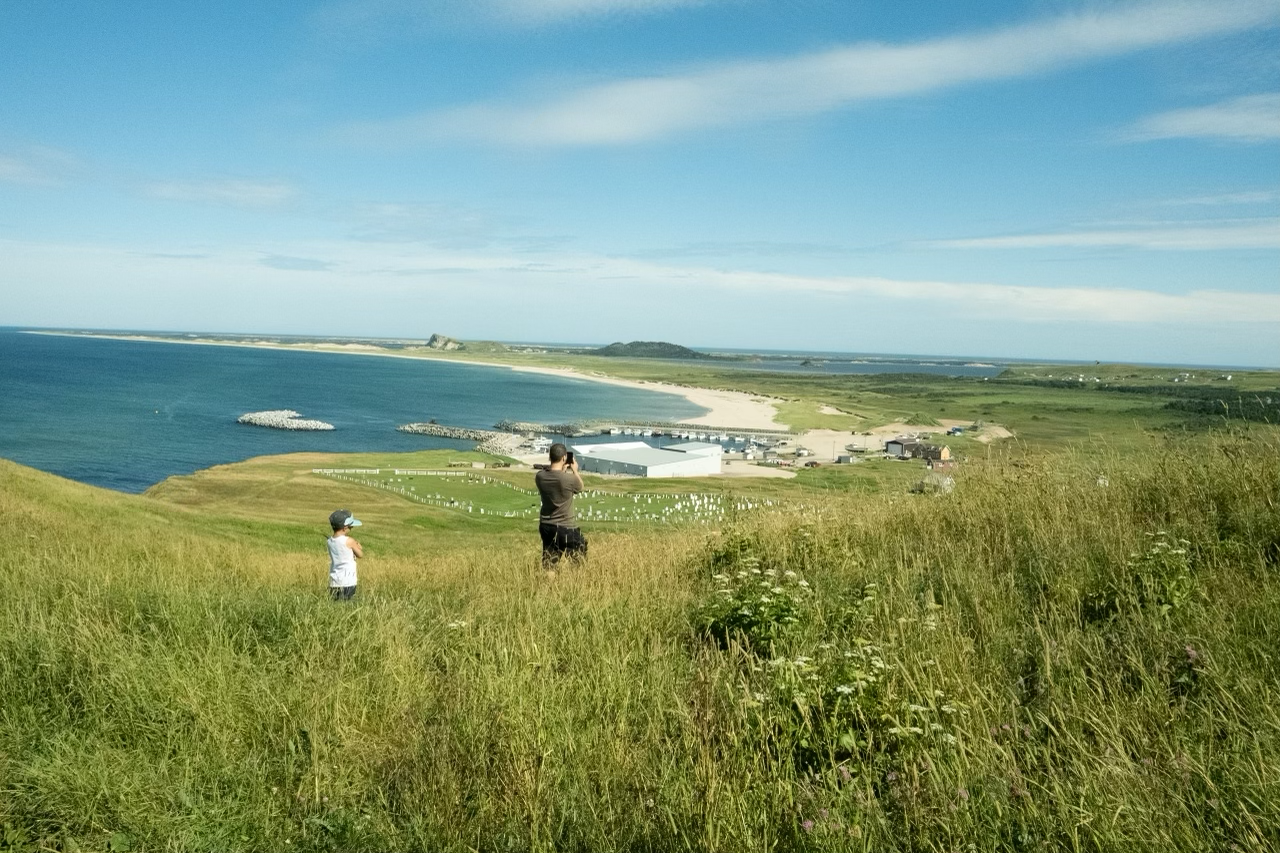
[535,468,582,527]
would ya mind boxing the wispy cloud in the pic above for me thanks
[5,236,1278,326]
[341,0,1280,146]
[0,147,81,186]
[687,269,1280,324]
[1123,92,1280,142]
[260,254,334,271]
[143,179,298,208]
[923,219,1280,251]
[489,0,710,24]
[1165,190,1279,206]
[313,0,708,40]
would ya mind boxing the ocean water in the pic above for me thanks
[0,330,703,493]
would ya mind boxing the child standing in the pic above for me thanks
[327,509,363,600]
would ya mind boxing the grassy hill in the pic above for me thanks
[2,430,1279,851]
[591,341,715,359]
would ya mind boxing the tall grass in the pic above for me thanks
[1,431,1277,851]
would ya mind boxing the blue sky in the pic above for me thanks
[1,0,1277,365]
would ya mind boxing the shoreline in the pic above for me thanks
[29,331,787,433]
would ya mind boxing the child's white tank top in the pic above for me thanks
[327,535,357,588]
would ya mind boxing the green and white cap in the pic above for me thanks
[329,509,362,529]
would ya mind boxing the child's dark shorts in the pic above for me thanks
[330,585,357,601]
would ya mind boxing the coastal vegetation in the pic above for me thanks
[2,424,1278,851]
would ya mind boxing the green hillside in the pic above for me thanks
[591,341,715,359]
[2,430,1279,851]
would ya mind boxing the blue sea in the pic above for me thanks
[0,330,705,493]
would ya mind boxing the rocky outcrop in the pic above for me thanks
[426,333,464,351]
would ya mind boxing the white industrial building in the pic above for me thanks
[572,441,723,478]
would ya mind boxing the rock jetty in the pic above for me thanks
[398,422,523,456]
[238,410,335,431]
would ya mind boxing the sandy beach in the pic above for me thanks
[501,364,784,431]
[34,332,786,433]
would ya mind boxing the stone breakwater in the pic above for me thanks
[238,410,335,431]
[397,422,523,456]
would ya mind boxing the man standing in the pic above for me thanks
[535,443,587,569]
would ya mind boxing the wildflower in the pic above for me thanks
[794,655,812,665]
[752,692,767,702]
[798,580,810,588]
[930,723,944,732]
[957,787,969,800]
[771,586,785,594]
[908,704,927,713]
[943,733,957,745]
[768,658,787,667]
[836,685,855,695]
[941,704,956,714]
[446,620,468,629]
[784,570,797,578]
[801,820,815,832]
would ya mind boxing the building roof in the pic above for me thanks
[664,441,724,456]
[572,443,710,468]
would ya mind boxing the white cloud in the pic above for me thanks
[0,148,80,186]
[143,179,298,208]
[492,0,709,23]
[5,236,1278,327]
[342,0,1280,146]
[313,0,708,39]
[925,219,1280,250]
[1166,190,1279,206]
[1124,92,1280,142]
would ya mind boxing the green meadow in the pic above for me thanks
[2,359,1280,851]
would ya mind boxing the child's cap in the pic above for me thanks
[329,509,363,529]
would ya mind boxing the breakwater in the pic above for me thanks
[397,422,523,456]
[237,410,335,431]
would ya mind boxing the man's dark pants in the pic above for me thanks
[539,523,587,567]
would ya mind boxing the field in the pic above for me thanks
[3,345,1280,851]
[3,416,1280,851]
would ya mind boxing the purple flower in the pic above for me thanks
[801,820,815,832]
